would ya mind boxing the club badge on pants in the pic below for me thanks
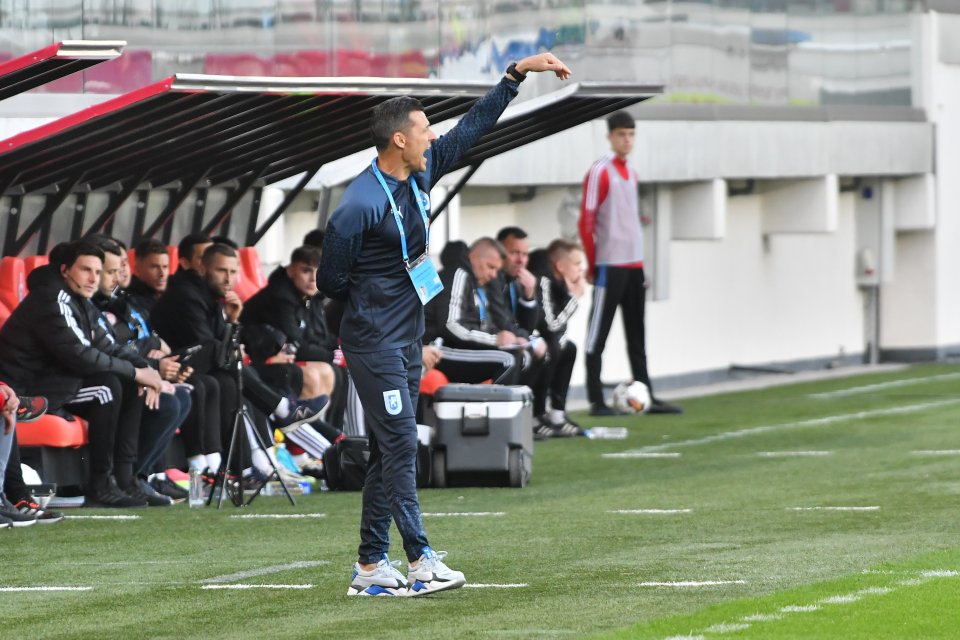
[383,389,402,416]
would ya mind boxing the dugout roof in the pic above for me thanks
[0,40,126,102]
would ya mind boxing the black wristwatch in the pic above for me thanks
[505,62,526,83]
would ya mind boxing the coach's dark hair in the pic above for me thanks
[370,96,425,151]
[290,245,322,267]
[496,226,528,244]
[210,235,239,250]
[135,238,168,261]
[87,236,123,258]
[201,242,238,267]
[303,228,325,248]
[607,110,635,132]
[178,233,212,263]
[59,240,105,269]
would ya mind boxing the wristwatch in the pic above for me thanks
[505,62,526,83]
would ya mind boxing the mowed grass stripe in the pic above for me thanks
[600,547,960,639]
[3,364,960,639]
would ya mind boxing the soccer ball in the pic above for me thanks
[612,380,652,414]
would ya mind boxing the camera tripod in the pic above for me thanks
[208,328,296,509]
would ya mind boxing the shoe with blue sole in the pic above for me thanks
[347,557,409,596]
[406,548,466,596]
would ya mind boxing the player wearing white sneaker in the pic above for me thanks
[407,548,466,596]
[347,557,409,596]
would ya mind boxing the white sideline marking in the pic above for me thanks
[821,594,861,604]
[422,512,505,517]
[898,578,924,586]
[780,604,820,613]
[229,514,326,519]
[787,506,880,512]
[911,450,960,456]
[200,560,328,584]
[639,580,746,587]
[201,584,313,590]
[664,636,705,640]
[920,570,959,578]
[705,623,750,634]
[68,515,141,520]
[756,450,833,458]
[602,452,681,459]
[464,583,528,589]
[809,372,960,399]
[858,586,893,595]
[608,509,693,514]
[0,586,93,592]
[741,613,782,622]
[632,400,960,453]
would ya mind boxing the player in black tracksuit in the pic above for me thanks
[0,242,164,507]
[319,53,571,595]
[529,240,586,437]
[424,239,520,385]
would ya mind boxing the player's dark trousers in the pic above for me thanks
[585,265,652,406]
[345,341,429,564]
[64,372,143,487]
[136,386,191,477]
[534,339,576,416]
[180,373,222,457]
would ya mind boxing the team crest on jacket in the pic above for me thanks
[418,191,430,215]
[383,389,402,416]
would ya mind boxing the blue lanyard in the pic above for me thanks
[370,159,429,263]
[508,280,518,315]
[476,287,488,322]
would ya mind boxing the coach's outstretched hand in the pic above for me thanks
[514,53,572,81]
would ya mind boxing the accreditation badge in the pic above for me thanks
[407,253,443,306]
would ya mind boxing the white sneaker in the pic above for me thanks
[347,558,409,596]
[407,548,466,596]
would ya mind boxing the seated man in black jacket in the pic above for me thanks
[150,242,326,479]
[424,238,523,385]
[0,241,165,507]
[241,245,345,461]
[529,239,587,438]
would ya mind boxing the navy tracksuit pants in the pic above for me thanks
[344,340,429,564]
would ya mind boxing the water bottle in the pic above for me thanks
[188,468,205,508]
[586,426,628,440]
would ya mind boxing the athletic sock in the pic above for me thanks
[205,452,222,473]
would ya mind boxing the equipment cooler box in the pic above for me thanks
[431,383,533,488]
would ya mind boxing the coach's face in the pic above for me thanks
[399,110,436,174]
[136,252,169,292]
[62,255,101,299]
[98,251,122,296]
[502,235,529,278]
[203,253,239,297]
[471,247,502,287]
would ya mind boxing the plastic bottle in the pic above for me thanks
[188,468,206,508]
[585,426,628,440]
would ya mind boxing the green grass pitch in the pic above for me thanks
[3,363,960,639]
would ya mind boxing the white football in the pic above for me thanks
[612,380,652,414]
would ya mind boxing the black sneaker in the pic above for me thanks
[590,403,618,417]
[127,479,173,507]
[85,476,148,508]
[647,399,684,415]
[274,395,328,432]
[533,418,556,441]
[150,476,189,501]
[0,495,38,527]
[13,498,64,524]
[550,418,585,438]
